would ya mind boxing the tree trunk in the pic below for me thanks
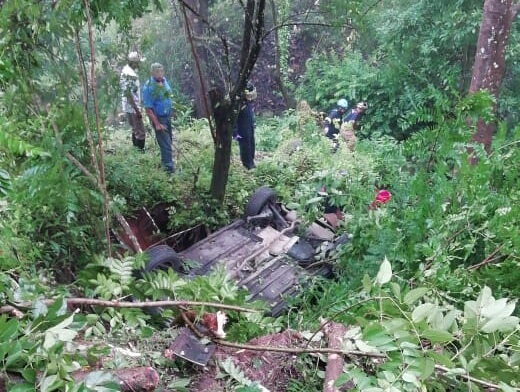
[209,88,234,202]
[322,321,353,392]
[176,0,266,203]
[468,0,516,159]
[182,0,211,119]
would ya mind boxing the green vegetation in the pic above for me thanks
[1,0,520,391]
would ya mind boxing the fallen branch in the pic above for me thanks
[468,244,504,270]
[435,364,520,391]
[322,320,350,392]
[0,298,260,315]
[214,337,386,358]
[213,334,517,391]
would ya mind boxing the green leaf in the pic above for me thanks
[421,329,454,343]
[476,286,494,309]
[6,382,34,392]
[404,287,430,306]
[140,326,153,338]
[498,382,517,392]
[355,339,379,353]
[402,371,419,385]
[427,351,454,368]
[0,316,19,341]
[481,298,516,319]
[390,282,401,300]
[375,257,392,286]
[410,357,435,380]
[480,316,519,333]
[20,368,37,383]
[412,303,436,322]
[333,373,350,387]
[40,374,64,392]
[362,273,372,294]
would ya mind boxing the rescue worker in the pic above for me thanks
[323,98,349,152]
[341,101,368,151]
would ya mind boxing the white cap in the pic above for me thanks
[128,52,146,62]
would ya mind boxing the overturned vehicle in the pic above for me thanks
[116,186,348,317]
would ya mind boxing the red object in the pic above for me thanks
[369,189,391,210]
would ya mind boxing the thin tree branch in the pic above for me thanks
[214,337,386,358]
[175,0,231,70]
[83,0,112,256]
[468,244,505,270]
[0,298,261,315]
[434,364,519,391]
[262,21,343,40]
[180,2,216,142]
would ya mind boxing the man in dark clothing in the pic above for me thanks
[323,98,349,139]
[341,101,368,151]
[233,83,257,170]
[323,98,349,152]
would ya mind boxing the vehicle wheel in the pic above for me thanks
[141,245,184,326]
[144,245,185,274]
[244,186,277,218]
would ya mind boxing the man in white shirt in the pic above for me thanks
[120,52,146,151]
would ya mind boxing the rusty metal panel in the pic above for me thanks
[244,262,303,305]
[168,328,215,366]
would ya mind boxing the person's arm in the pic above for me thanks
[127,93,141,117]
[145,108,165,131]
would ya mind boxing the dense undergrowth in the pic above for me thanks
[1,100,520,390]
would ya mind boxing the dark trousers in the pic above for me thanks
[155,115,174,173]
[238,132,255,170]
[127,112,146,150]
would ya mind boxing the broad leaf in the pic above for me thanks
[404,287,430,306]
[375,257,392,285]
[412,303,437,322]
[421,328,454,343]
[480,316,519,333]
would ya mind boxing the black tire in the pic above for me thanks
[141,245,184,326]
[244,186,277,218]
[144,245,185,274]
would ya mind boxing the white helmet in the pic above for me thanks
[337,99,349,109]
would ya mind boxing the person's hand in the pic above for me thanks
[155,123,166,131]
[233,133,242,141]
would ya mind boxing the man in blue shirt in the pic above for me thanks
[142,63,174,174]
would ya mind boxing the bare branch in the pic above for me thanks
[262,21,341,40]
[434,364,519,391]
[83,0,112,256]
[214,338,386,358]
[179,2,216,141]
[0,298,261,315]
